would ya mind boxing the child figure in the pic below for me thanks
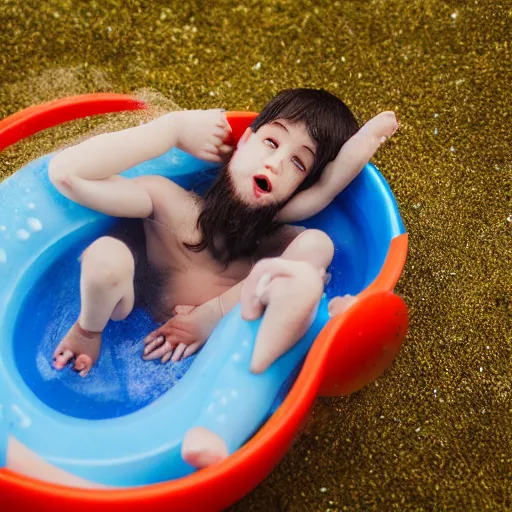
[49,88,397,377]
[45,87,397,473]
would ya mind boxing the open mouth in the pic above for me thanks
[253,175,272,194]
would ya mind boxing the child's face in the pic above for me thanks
[228,119,317,207]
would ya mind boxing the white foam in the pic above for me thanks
[0,249,6,264]
[16,229,30,241]
[27,217,43,232]
[36,351,59,381]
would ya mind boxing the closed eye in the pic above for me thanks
[264,138,278,149]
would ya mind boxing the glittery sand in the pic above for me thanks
[0,1,510,510]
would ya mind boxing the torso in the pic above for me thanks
[139,177,303,314]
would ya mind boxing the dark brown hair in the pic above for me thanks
[250,88,359,192]
[185,88,359,263]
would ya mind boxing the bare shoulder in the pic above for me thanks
[133,175,197,223]
[256,224,307,259]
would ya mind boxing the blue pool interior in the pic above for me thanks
[2,153,405,421]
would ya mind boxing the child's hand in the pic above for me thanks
[175,109,233,163]
[142,303,220,363]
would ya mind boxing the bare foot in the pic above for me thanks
[52,321,102,377]
[328,295,357,317]
[181,427,229,469]
[358,111,398,144]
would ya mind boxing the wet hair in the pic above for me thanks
[250,88,359,192]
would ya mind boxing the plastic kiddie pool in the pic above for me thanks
[0,94,408,511]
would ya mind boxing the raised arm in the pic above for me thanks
[278,111,398,223]
[48,109,232,218]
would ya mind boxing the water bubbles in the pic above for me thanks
[0,249,6,264]
[27,217,43,232]
[27,202,36,210]
[17,229,30,241]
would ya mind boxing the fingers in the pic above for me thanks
[205,139,233,156]
[183,341,204,359]
[144,334,165,353]
[156,340,204,363]
[216,111,232,132]
[171,340,204,362]
[218,144,233,154]
[171,343,187,362]
[143,338,175,361]
[160,351,172,364]
[202,143,230,163]
[144,327,162,344]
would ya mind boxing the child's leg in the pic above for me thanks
[53,236,136,376]
[181,256,326,469]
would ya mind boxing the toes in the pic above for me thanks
[73,354,92,378]
[328,295,356,317]
[53,349,74,370]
